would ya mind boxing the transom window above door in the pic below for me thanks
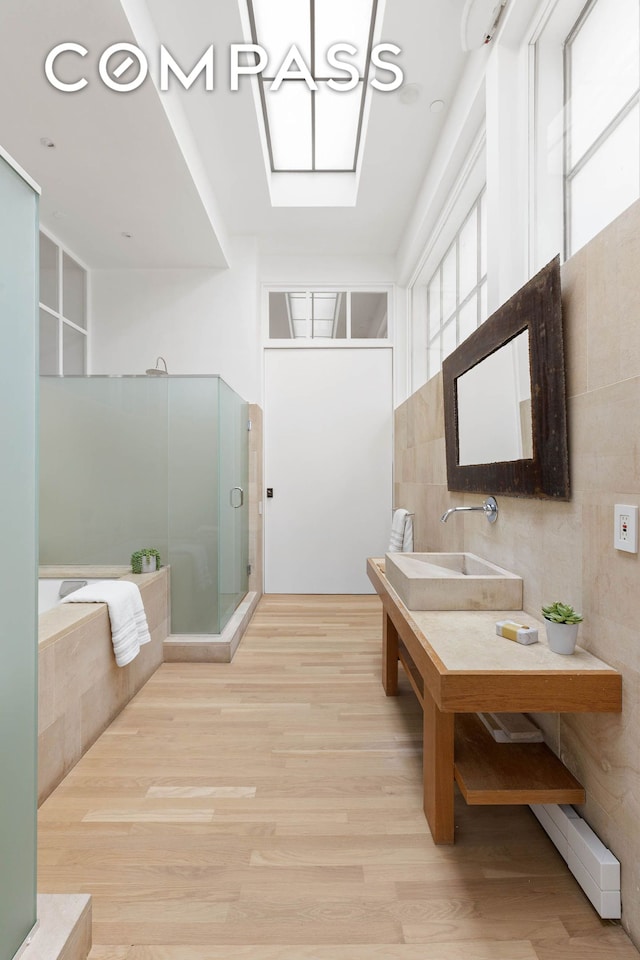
[268,290,388,340]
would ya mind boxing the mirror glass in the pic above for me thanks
[457,331,532,465]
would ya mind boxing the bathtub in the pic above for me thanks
[38,577,113,615]
[37,565,168,805]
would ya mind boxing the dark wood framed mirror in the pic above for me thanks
[442,256,570,499]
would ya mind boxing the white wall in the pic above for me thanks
[90,244,404,405]
[90,236,260,402]
[260,252,396,284]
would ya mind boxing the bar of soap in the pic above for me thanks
[495,619,539,644]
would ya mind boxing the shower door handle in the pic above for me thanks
[230,486,244,508]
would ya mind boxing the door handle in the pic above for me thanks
[230,486,244,508]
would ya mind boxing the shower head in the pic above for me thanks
[145,356,169,376]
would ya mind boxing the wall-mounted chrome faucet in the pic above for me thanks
[440,496,498,524]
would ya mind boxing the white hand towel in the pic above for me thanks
[62,580,151,667]
[402,513,414,552]
[388,508,409,552]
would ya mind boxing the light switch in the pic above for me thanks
[614,504,638,553]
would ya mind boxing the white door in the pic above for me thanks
[264,348,393,594]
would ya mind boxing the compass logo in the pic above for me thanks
[44,42,404,94]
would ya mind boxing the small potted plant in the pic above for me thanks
[541,601,583,655]
[131,548,161,574]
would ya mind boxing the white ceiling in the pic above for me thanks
[0,0,470,268]
[0,0,227,268]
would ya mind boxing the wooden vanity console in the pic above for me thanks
[367,558,622,844]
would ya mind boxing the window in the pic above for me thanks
[39,232,88,375]
[245,0,379,172]
[565,0,640,255]
[426,190,487,380]
[268,289,388,340]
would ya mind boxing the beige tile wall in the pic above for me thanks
[248,403,264,596]
[38,570,168,805]
[394,198,640,946]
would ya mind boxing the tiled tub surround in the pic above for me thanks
[394,199,640,945]
[38,566,168,805]
[21,895,92,960]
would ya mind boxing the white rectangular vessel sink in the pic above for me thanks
[385,552,522,611]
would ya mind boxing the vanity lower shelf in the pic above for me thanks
[397,640,586,808]
[454,712,585,806]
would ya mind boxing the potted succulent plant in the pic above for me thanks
[541,601,583,655]
[131,548,161,574]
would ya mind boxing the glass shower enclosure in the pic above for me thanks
[40,376,249,635]
[0,151,39,960]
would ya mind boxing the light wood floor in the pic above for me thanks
[38,595,639,960]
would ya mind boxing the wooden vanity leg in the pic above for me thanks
[423,688,455,844]
[382,611,399,695]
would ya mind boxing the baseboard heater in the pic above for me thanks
[529,803,621,918]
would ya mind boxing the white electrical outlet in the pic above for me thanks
[614,504,638,553]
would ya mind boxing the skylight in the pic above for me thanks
[246,0,379,173]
